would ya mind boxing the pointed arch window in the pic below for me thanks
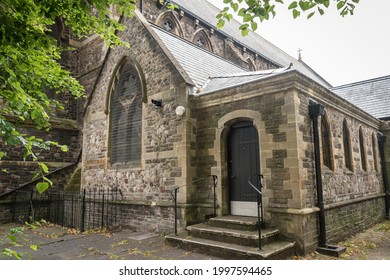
[192,29,213,52]
[343,120,353,171]
[359,127,367,171]
[320,115,332,169]
[156,12,183,37]
[109,59,143,166]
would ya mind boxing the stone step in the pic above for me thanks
[165,232,295,260]
[208,215,260,231]
[187,223,279,247]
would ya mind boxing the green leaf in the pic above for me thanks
[36,182,49,194]
[243,13,253,22]
[39,162,49,173]
[307,11,316,19]
[7,235,17,243]
[337,1,346,10]
[288,1,298,9]
[251,21,258,31]
[60,145,69,152]
[231,2,239,12]
[292,9,301,18]
[216,19,225,29]
[241,28,249,36]
[324,0,330,7]
[238,8,246,16]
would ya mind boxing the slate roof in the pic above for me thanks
[332,75,390,119]
[201,65,294,94]
[172,0,331,88]
[152,25,248,88]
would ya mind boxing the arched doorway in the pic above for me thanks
[228,121,261,216]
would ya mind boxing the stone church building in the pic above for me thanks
[1,0,389,257]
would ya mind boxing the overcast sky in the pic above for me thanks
[207,0,390,87]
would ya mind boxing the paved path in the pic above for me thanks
[0,223,220,260]
[1,221,389,260]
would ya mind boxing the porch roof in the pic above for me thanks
[199,65,294,94]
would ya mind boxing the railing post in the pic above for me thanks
[80,189,86,233]
[28,188,34,222]
[101,190,105,228]
[257,194,262,251]
[248,173,264,251]
[174,188,178,236]
[212,175,218,217]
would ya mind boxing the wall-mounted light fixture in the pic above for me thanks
[175,105,186,116]
[151,99,162,108]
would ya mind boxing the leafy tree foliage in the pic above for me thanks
[216,0,360,35]
[0,0,137,192]
[0,0,360,193]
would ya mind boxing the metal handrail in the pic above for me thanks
[248,173,263,195]
[248,173,264,250]
[171,175,218,235]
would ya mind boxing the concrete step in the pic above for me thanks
[208,215,259,231]
[187,223,279,247]
[165,232,295,260]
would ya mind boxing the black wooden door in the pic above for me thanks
[228,121,260,215]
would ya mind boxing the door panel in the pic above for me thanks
[228,122,260,216]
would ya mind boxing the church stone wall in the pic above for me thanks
[80,14,190,233]
[295,76,385,251]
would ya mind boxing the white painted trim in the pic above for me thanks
[230,201,258,217]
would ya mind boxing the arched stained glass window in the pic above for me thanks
[109,60,142,165]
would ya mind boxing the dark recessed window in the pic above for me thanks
[372,133,378,172]
[343,120,353,171]
[321,115,332,169]
[359,127,367,171]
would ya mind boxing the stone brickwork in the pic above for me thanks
[188,71,386,254]
[80,13,192,233]
[325,197,385,244]
[290,73,386,253]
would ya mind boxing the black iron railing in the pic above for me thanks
[248,173,264,250]
[12,188,121,232]
[171,175,218,235]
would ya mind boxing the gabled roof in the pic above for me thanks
[152,25,248,88]
[332,75,390,119]
[152,25,299,94]
[172,0,332,88]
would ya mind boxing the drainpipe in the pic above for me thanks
[308,101,326,246]
[308,101,345,256]
[378,133,390,220]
